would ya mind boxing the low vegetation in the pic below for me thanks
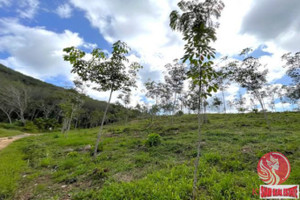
[0,112,299,199]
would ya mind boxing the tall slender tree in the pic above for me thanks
[164,59,186,123]
[282,52,300,103]
[229,54,270,127]
[170,0,224,198]
[63,40,142,157]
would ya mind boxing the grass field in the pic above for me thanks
[0,128,23,138]
[0,112,299,199]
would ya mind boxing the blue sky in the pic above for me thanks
[0,0,299,111]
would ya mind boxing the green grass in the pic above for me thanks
[0,112,299,199]
[0,140,27,199]
[0,128,23,137]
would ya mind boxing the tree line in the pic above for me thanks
[0,67,141,132]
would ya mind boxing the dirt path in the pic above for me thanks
[0,133,34,151]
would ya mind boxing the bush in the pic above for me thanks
[22,121,38,133]
[175,110,184,116]
[145,133,161,147]
[34,118,58,131]
[67,151,79,158]
[90,143,104,156]
[252,109,258,114]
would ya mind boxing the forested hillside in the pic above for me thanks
[0,64,139,132]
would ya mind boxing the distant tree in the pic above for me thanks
[184,91,198,114]
[265,85,279,112]
[159,83,173,116]
[282,52,300,108]
[144,81,165,122]
[212,96,222,113]
[63,40,142,157]
[117,91,131,124]
[60,89,84,136]
[164,59,186,123]
[145,80,161,105]
[0,83,30,125]
[216,68,230,113]
[249,97,259,113]
[227,50,270,127]
[170,0,224,198]
[0,99,14,124]
[227,100,235,112]
[282,52,300,85]
[234,93,247,113]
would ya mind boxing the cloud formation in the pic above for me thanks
[69,0,184,82]
[241,0,300,52]
[56,3,72,19]
[0,18,85,79]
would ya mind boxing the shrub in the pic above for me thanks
[67,151,79,158]
[40,158,52,168]
[175,110,184,116]
[90,143,104,156]
[22,121,38,133]
[145,133,161,147]
[34,118,59,131]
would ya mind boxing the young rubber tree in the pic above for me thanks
[215,69,230,113]
[60,89,84,136]
[144,80,165,123]
[170,0,225,198]
[282,52,300,103]
[228,53,270,127]
[212,96,222,113]
[117,91,131,124]
[63,40,142,157]
[164,59,186,123]
[234,92,248,113]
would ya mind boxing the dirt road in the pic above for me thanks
[0,133,33,151]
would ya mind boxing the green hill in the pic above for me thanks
[0,113,299,199]
[0,64,60,89]
[0,64,134,129]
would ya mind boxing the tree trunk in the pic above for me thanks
[0,108,13,124]
[94,86,113,158]
[7,114,12,124]
[19,110,26,125]
[171,92,177,124]
[222,90,226,114]
[67,109,74,132]
[75,118,78,129]
[255,92,270,129]
[193,80,202,200]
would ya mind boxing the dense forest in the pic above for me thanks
[0,64,141,132]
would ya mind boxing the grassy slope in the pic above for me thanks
[0,128,23,137]
[0,113,299,200]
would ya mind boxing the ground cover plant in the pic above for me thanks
[0,112,299,199]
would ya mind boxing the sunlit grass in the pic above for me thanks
[0,112,299,199]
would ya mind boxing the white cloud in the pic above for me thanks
[0,0,39,19]
[214,0,257,56]
[0,0,296,110]
[17,0,39,19]
[69,0,184,83]
[56,3,72,19]
[0,18,86,79]
[0,0,11,7]
[67,0,295,108]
